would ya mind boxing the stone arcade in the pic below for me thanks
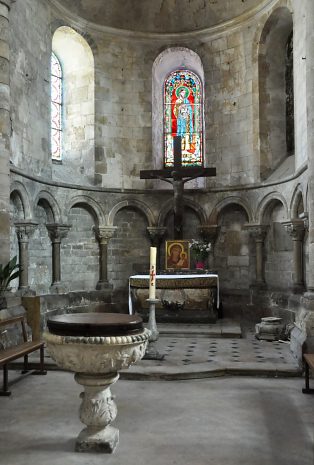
[1,0,314,463]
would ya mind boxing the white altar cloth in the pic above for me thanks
[128,274,219,314]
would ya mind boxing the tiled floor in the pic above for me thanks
[16,324,301,379]
[156,329,294,366]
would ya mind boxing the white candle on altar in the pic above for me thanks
[149,247,157,300]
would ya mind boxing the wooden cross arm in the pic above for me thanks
[140,167,216,180]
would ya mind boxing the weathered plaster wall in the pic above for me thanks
[10,0,51,177]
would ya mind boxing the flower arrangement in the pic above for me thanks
[189,240,211,261]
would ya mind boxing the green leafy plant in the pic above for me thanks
[0,256,21,295]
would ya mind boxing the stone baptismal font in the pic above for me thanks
[44,313,150,453]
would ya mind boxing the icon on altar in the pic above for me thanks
[165,240,190,270]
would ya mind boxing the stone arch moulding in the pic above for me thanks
[290,184,306,219]
[152,47,205,172]
[257,192,289,224]
[108,199,155,227]
[209,197,253,225]
[50,19,98,54]
[10,181,33,220]
[157,197,206,227]
[66,195,104,226]
[34,190,62,224]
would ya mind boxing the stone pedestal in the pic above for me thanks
[44,313,150,454]
[255,316,284,341]
[75,372,119,453]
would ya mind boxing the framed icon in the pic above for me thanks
[165,240,190,270]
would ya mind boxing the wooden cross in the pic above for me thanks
[140,136,216,240]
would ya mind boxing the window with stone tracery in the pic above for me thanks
[51,52,62,160]
[164,69,203,168]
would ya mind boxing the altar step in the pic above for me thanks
[156,320,242,339]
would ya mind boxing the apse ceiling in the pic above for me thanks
[55,0,266,33]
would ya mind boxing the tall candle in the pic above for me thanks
[149,247,157,300]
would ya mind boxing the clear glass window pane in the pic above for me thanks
[51,53,62,160]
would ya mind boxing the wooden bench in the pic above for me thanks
[302,354,314,394]
[0,315,46,396]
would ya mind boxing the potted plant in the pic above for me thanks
[189,240,211,269]
[0,255,21,296]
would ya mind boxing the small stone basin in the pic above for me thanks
[44,312,150,453]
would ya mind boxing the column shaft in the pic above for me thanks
[255,240,264,283]
[18,240,29,289]
[0,2,10,263]
[293,239,303,286]
[99,241,108,283]
[52,241,61,284]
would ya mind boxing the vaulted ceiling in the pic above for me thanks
[56,0,265,33]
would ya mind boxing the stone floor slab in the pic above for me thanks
[0,372,313,465]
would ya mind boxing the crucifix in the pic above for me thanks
[140,136,216,240]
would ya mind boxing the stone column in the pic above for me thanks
[147,227,167,271]
[244,224,268,287]
[15,221,37,292]
[46,224,71,293]
[283,220,305,292]
[197,225,220,270]
[94,226,117,290]
[0,1,11,264]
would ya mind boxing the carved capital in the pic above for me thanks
[46,224,71,243]
[197,225,220,244]
[15,221,38,242]
[94,226,117,244]
[147,227,167,246]
[283,220,305,241]
[243,224,269,242]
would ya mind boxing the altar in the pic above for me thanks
[129,273,219,323]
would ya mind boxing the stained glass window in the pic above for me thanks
[164,70,203,167]
[51,52,62,160]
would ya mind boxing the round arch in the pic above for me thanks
[108,199,155,227]
[290,184,305,219]
[257,192,289,224]
[209,197,253,225]
[152,47,205,172]
[10,181,33,220]
[158,197,206,227]
[66,195,104,225]
[34,190,62,224]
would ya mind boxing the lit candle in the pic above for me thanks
[149,247,157,300]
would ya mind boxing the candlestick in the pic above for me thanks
[149,247,157,300]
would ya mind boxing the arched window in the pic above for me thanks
[164,70,203,167]
[51,52,63,160]
[258,7,294,179]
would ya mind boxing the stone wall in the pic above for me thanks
[3,0,312,358]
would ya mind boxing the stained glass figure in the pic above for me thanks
[51,52,62,160]
[164,70,203,167]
